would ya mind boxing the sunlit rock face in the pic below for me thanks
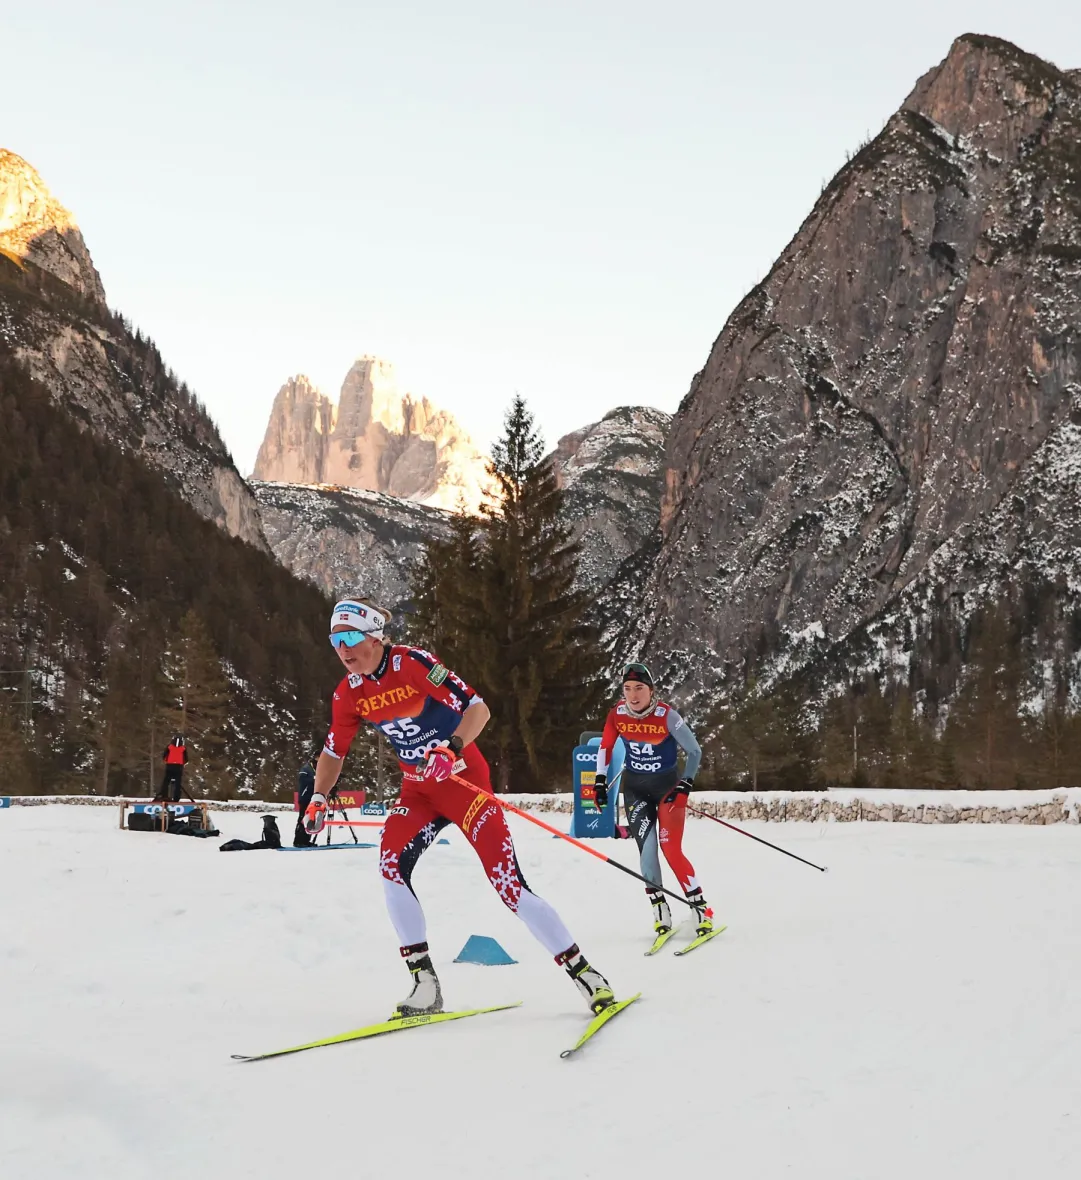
[0,149,107,307]
[253,358,493,513]
[0,147,267,550]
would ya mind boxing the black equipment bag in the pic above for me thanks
[127,811,164,832]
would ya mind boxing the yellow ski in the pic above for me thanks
[674,925,727,956]
[560,993,642,1059]
[645,925,682,956]
[231,1002,522,1062]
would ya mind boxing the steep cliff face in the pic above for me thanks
[0,150,267,550]
[554,405,670,595]
[251,480,455,611]
[640,35,1081,709]
[252,358,492,513]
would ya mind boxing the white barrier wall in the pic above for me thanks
[504,788,1081,825]
[4,789,1081,823]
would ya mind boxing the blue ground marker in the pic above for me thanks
[453,935,518,965]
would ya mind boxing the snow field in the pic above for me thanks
[1,806,1079,1180]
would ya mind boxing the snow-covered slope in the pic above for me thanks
[251,479,455,608]
[2,805,1079,1179]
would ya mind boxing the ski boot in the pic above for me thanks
[556,944,615,1014]
[648,888,672,935]
[392,943,443,1018]
[687,889,714,936]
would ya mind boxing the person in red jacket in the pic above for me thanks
[595,663,713,941]
[159,735,189,802]
[305,597,617,1019]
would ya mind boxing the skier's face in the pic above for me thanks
[331,626,385,675]
[622,681,653,712]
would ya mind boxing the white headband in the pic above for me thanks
[331,599,386,638]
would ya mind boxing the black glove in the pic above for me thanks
[593,773,608,811]
[664,777,693,803]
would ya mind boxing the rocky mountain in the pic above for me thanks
[0,149,107,306]
[0,149,266,549]
[252,480,455,611]
[553,405,671,595]
[637,34,1081,714]
[252,358,492,513]
[252,405,671,617]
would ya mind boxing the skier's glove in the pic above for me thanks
[303,792,328,835]
[664,778,693,804]
[423,747,457,783]
[593,773,608,810]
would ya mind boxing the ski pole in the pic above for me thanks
[448,772,696,909]
[688,806,827,872]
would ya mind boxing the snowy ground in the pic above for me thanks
[2,806,1079,1180]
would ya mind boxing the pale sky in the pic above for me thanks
[3,1,1079,474]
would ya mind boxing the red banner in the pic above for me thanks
[294,789,366,811]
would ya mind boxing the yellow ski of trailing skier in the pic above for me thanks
[560,993,642,1059]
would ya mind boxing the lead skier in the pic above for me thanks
[594,662,714,942]
[305,598,617,1018]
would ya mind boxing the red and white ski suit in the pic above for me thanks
[324,644,574,955]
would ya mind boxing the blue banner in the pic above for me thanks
[0,797,10,808]
[360,801,387,816]
[570,738,624,838]
[132,803,197,816]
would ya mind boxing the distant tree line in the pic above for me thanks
[700,592,1081,791]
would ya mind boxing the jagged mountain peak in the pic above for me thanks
[0,148,107,307]
[252,356,493,513]
[903,34,1079,157]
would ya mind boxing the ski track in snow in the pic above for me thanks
[1,807,1080,1179]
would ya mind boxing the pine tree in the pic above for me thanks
[159,610,231,795]
[712,678,801,790]
[477,398,607,789]
[813,691,856,787]
[945,605,1028,788]
[88,644,151,795]
[0,697,33,792]
[408,505,484,664]
[1032,654,1081,789]
[410,398,605,791]
[855,681,896,787]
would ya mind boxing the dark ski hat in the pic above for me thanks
[621,662,654,688]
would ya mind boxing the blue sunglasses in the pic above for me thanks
[329,630,371,649]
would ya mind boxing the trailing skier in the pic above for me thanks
[305,598,618,1019]
[594,662,715,943]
